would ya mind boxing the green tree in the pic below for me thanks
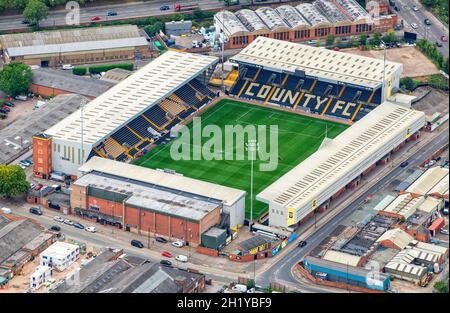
[0,165,30,198]
[434,280,449,293]
[0,62,33,97]
[382,29,398,43]
[400,77,415,90]
[144,21,165,37]
[359,34,367,46]
[325,34,336,47]
[23,0,49,26]
[369,32,382,46]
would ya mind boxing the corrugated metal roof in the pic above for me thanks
[376,228,413,249]
[406,167,449,196]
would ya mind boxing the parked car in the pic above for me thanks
[15,95,27,101]
[440,228,449,235]
[394,5,400,11]
[62,64,74,70]
[160,5,170,10]
[131,239,144,248]
[107,10,117,16]
[411,23,418,29]
[85,226,96,233]
[400,161,409,168]
[49,225,61,232]
[424,19,431,26]
[175,255,188,262]
[73,223,85,230]
[156,236,168,243]
[161,251,173,258]
[171,241,184,248]
[53,215,64,222]
[33,184,44,191]
[412,5,418,11]
[1,207,12,214]
[29,207,42,215]
[4,102,15,108]
[0,108,8,114]
[1,106,10,112]
[63,219,73,225]
[298,240,307,248]
[160,260,172,267]
[91,16,101,21]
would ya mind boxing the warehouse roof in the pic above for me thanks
[314,0,349,24]
[406,167,449,196]
[322,250,361,266]
[230,36,402,88]
[379,193,424,220]
[74,172,220,222]
[235,9,268,32]
[409,240,448,256]
[376,228,413,250]
[257,101,425,223]
[296,3,330,26]
[335,0,371,22]
[78,157,246,206]
[214,10,249,35]
[5,37,148,57]
[418,196,442,213]
[45,51,218,145]
[255,7,290,31]
[275,5,310,29]
[0,94,85,164]
[32,68,114,97]
[0,25,142,48]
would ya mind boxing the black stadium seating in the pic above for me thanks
[110,126,141,147]
[143,104,169,128]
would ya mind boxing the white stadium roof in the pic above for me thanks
[45,51,218,146]
[257,101,425,224]
[230,36,402,88]
[78,157,246,207]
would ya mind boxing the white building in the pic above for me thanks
[30,265,52,290]
[40,242,80,272]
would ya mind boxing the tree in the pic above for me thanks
[359,34,368,46]
[23,0,49,27]
[369,32,382,46]
[325,34,336,47]
[382,29,398,43]
[0,62,33,97]
[400,77,415,90]
[0,165,30,198]
[434,280,449,293]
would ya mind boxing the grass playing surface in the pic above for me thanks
[134,100,348,219]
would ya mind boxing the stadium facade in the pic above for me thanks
[214,0,397,49]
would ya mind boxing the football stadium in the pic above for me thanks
[33,37,425,231]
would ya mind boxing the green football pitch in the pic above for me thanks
[134,100,348,219]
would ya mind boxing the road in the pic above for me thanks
[256,126,449,292]
[394,0,449,55]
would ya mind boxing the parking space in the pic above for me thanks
[0,98,37,130]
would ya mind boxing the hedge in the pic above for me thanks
[88,63,134,74]
[72,67,87,75]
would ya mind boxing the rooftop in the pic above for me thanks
[78,157,246,207]
[230,36,402,88]
[406,167,449,196]
[255,7,290,31]
[32,68,114,98]
[74,172,220,222]
[235,9,268,33]
[257,101,425,222]
[45,51,218,146]
[314,0,349,24]
[376,228,414,249]
[275,5,311,29]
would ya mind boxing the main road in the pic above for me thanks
[394,0,449,55]
[256,126,449,292]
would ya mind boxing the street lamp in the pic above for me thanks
[245,139,258,228]
[219,30,228,93]
[379,39,387,101]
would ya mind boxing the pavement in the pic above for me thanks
[394,0,449,55]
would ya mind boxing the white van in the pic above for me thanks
[175,255,188,262]
[1,207,12,214]
[62,64,74,70]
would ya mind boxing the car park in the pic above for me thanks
[131,239,144,248]
[53,215,64,222]
[63,219,73,225]
[160,260,172,267]
[156,236,168,243]
[298,240,307,248]
[29,207,42,215]
[161,251,173,258]
[175,255,188,262]
[73,223,85,230]
[49,225,61,232]
[171,241,184,248]
[85,226,96,233]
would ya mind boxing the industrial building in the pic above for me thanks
[30,68,114,99]
[0,25,152,67]
[40,242,80,272]
[72,157,245,236]
[214,0,397,49]
[33,50,218,178]
[302,256,391,291]
[257,100,425,228]
[406,167,449,205]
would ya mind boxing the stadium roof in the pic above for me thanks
[230,36,402,88]
[45,51,218,146]
[257,101,425,223]
[78,157,246,207]
[406,167,449,196]
[75,172,220,222]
